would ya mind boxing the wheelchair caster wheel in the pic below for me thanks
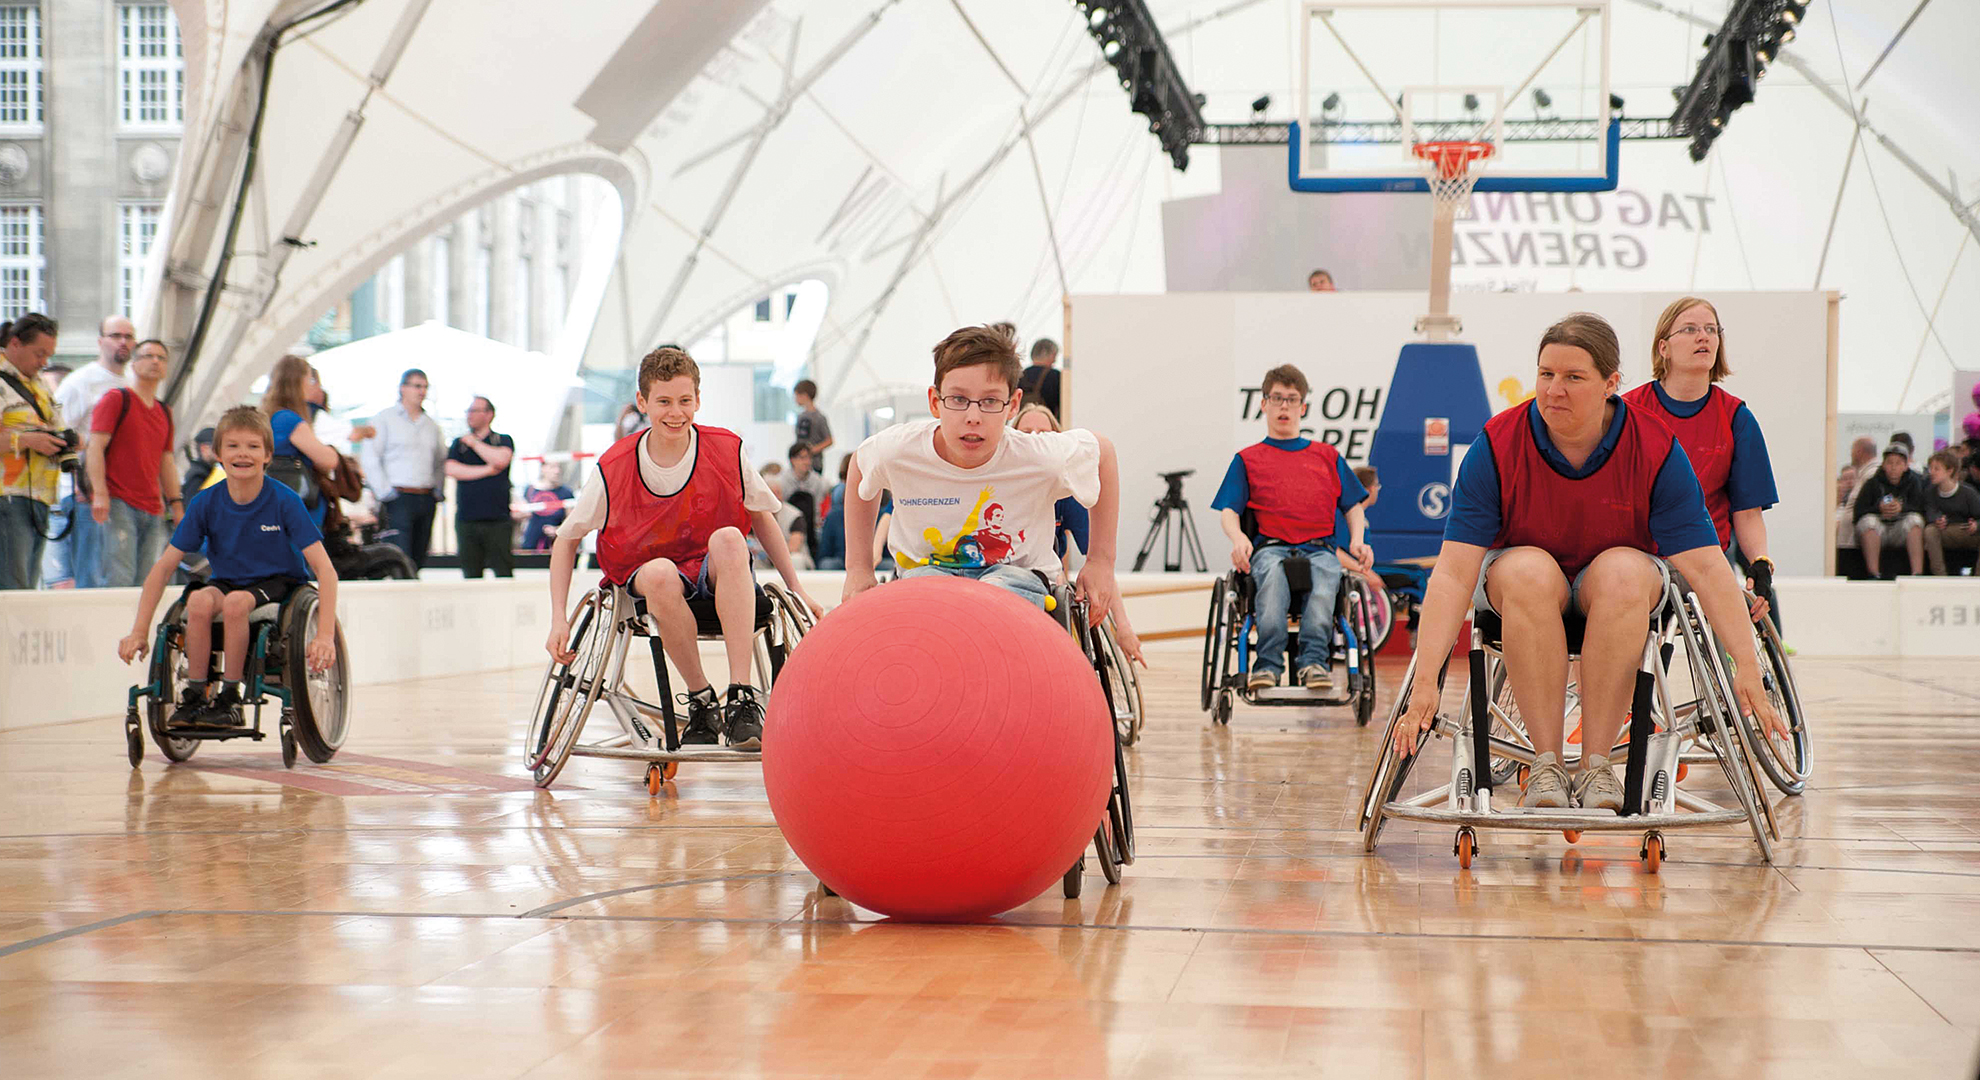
[1676,763,1689,783]
[1454,827,1476,869]
[1641,833,1664,873]
[280,726,297,769]
[1063,855,1085,898]
[1212,690,1233,726]
[644,762,677,795]
[125,717,144,768]
[817,880,838,898]
[1562,830,1582,844]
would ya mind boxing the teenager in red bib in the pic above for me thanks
[547,347,821,750]
[1212,363,1373,693]
[1621,296,1780,627]
[1391,314,1784,812]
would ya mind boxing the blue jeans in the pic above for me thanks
[899,562,1050,609]
[0,496,49,590]
[1251,542,1343,675]
[103,499,170,588]
[68,495,106,589]
[39,494,70,584]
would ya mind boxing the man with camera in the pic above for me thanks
[47,316,138,588]
[0,313,70,590]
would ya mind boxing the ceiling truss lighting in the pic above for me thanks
[1671,0,1814,162]
[1072,0,1205,170]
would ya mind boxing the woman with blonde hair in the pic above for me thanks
[1012,403,1146,665]
[262,354,344,530]
[1619,297,1780,625]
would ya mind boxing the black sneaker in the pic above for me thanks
[195,684,244,728]
[678,687,722,745]
[167,685,207,728]
[724,685,763,750]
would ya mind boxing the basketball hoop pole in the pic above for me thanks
[1412,141,1492,342]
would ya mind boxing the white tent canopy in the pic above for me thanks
[151,0,1980,433]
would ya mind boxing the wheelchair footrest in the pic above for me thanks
[569,744,761,764]
[1245,686,1350,706]
[1380,802,1749,832]
[162,723,265,741]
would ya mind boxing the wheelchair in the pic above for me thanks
[524,579,815,793]
[124,583,351,769]
[1053,586,1138,897]
[1201,537,1380,727]
[1358,564,1779,872]
[1095,613,1145,747]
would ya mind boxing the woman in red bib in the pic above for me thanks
[1391,314,1783,813]
[1620,296,1780,626]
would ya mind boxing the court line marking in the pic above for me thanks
[1837,661,1980,704]
[519,872,797,918]
[39,906,1979,957]
[0,911,164,958]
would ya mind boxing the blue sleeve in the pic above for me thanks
[1057,496,1090,555]
[169,490,208,552]
[1335,457,1368,510]
[1725,404,1778,512]
[1649,443,1721,556]
[1442,433,1503,546]
[1209,454,1248,513]
[282,486,325,549]
[269,409,301,452]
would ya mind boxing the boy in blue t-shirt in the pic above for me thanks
[119,406,339,727]
[1212,364,1373,692]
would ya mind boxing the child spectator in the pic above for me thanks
[518,460,573,551]
[546,347,820,749]
[792,379,832,477]
[1923,448,1980,575]
[815,455,850,570]
[781,442,829,559]
[117,406,338,726]
[842,325,1119,623]
[1212,363,1373,692]
[1854,443,1926,577]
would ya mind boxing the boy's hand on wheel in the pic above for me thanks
[1230,536,1253,573]
[842,569,878,605]
[117,632,147,664]
[1076,561,1118,630]
[546,619,575,665]
[1393,680,1440,757]
[306,636,336,673]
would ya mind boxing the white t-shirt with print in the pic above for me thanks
[854,419,1099,574]
[560,427,781,541]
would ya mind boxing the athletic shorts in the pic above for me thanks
[181,576,303,610]
[1472,547,1669,618]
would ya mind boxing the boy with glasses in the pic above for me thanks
[840,324,1121,623]
[1213,364,1373,692]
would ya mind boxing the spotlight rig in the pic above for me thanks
[1074,0,1205,170]
[1671,0,1810,162]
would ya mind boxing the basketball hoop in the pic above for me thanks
[1411,140,1496,215]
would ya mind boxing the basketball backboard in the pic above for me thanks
[1291,0,1617,194]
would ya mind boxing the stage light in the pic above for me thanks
[1673,1,1811,162]
[1251,94,1271,117]
[1070,0,1205,169]
[1463,93,1480,113]
[1321,91,1340,112]
[1533,88,1553,109]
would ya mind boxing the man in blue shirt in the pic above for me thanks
[119,406,339,728]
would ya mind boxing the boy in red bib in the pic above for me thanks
[1211,363,1373,692]
[547,347,821,750]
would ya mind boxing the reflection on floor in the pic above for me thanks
[3,646,1978,1078]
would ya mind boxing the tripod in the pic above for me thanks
[1132,470,1208,573]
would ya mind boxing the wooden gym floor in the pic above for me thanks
[2,646,1978,1078]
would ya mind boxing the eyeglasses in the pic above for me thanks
[938,394,1010,414]
[1264,393,1306,408]
[1668,323,1723,338]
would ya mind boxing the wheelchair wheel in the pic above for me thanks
[528,588,617,788]
[1676,595,1776,861]
[1354,573,1395,654]
[1738,616,1810,795]
[1485,661,1527,787]
[1063,855,1084,898]
[1109,736,1135,864]
[1096,619,1143,747]
[1092,822,1122,886]
[1348,583,1379,727]
[1212,689,1233,726]
[1200,577,1228,711]
[1359,654,1430,848]
[145,600,199,763]
[124,717,144,767]
[281,586,350,764]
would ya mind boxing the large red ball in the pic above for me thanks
[763,575,1114,920]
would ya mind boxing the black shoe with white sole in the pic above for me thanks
[678,687,722,745]
[723,685,764,750]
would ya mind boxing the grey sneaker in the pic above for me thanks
[1574,753,1625,813]
[1299,665,1334,691]
[1246,670,1278,692]
[1520,751,1571,809]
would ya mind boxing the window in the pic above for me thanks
[753,297,771,323]
[118,4,184,130]
[752,366,793,423]
[118,202,161,318]
[0,203,43,319]
[0,6,41,132]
